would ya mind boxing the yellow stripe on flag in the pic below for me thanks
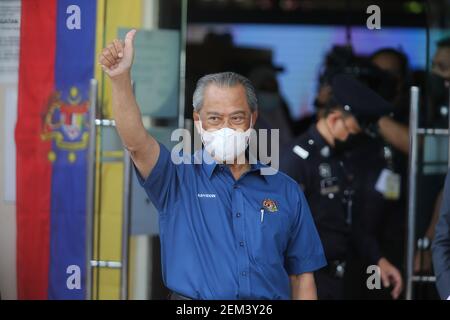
[93,0,143,300]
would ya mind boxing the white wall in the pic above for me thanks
[0,0,20,300]
[0,85,18,300]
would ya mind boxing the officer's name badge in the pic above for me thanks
[262,199,278,212]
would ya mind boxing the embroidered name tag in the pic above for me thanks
[197,193,216,198]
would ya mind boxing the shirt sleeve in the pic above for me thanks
[285,186,327,275]
[133,142,184,213]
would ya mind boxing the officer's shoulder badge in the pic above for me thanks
[262,199,278,212]
[292,144,309,159]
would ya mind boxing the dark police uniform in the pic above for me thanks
[281,74,393,299]
[281,125,356,299]
[343,135,399,299]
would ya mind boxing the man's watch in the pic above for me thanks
[417,236,432,250]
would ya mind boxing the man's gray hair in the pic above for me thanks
[192,71,258,112]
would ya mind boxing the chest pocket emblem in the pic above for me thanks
[262,199,278,212]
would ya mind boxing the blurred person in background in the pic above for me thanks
[366,48,411,285]
[281,74,403,300]
[432,169,450,300]
[417,37,450,276]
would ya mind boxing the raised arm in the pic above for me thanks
[98,29,160,180]
[377,116,409,154]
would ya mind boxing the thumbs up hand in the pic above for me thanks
[99,29,137,79]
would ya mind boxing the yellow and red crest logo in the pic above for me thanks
[262,199,278,212]
[41,86,90,163]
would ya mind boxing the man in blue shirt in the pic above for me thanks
[99,29,326,299]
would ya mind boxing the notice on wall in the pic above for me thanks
[0,0,21,84]
[1,1,20,202]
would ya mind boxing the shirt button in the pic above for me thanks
[219,166,224,172]
[236,212,241,218]
[239,241,244,247]
[241,271,247,277]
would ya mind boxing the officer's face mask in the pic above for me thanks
[197,116,253,163]
[334,133,365,153]
[331,117,364,153]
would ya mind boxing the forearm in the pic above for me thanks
[378,117,409,154]
[110,73,152,151]
[100,30,160,179]
[110,73,159,179]
[290,273,317,300]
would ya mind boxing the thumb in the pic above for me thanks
[391,273,403,299]
[380,270,390,288]
[125,29,137,49]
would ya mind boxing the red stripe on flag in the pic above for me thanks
[15,0,57,299]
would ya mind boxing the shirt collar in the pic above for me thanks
[308,124,328,148]
[194,148,269,181]
[308,124,336,157]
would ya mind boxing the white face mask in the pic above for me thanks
[198,116,253,163]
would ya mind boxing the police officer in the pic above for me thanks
[281,74,403,299]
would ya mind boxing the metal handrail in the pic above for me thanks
[85,79,98,300]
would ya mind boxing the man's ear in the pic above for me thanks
[193,111,201,133]
[326,110,341,128]
[193,110,200,122]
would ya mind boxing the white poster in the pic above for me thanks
[0,0,21,84]
[3,87,17,202]
[0,1,20,202]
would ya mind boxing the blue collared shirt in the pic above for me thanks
[135,143,326,299]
